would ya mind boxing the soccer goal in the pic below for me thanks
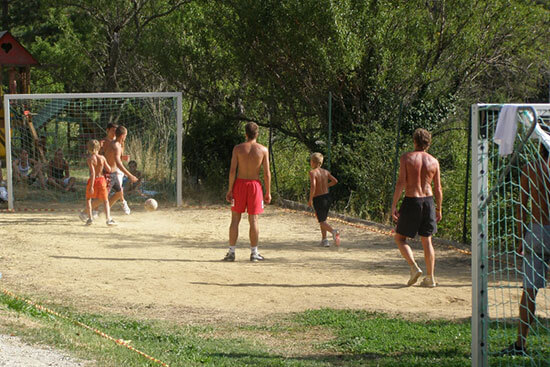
[471,104,550,366]
[2,92,183,211]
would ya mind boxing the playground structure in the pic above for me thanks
[0,31,103,165]
[0,31,38,161]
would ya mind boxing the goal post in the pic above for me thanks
[471,103,550,366]
[3,92,183,211]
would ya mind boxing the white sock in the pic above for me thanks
[251,247,258,255]
[229,246,236,253]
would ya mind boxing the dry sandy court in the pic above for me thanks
[0,203,474,324]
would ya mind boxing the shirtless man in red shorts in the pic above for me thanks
[223,122,271,262]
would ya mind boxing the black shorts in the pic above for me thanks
[313,193,331,223]
[396,196,437,238]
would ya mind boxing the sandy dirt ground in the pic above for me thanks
[0,202,479,325]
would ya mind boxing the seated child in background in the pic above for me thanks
[47,149,76,192]
[12,149,47,189]
[123,160,143,195]
[308,152,340,247]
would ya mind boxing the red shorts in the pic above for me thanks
[231,179,264,215]
[86,176,108,201]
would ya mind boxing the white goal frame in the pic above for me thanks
[471,103,550,367]
[3,92,183,210]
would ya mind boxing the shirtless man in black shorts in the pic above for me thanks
[391,128,442,287]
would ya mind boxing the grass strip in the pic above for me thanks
[2,293,548,366]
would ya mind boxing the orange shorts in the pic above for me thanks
[86,176,108,201]
[231,178,264,215]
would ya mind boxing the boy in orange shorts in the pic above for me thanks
[85,140,115,226]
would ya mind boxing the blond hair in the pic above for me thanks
[87,139,100,154]
[310,152,324,167]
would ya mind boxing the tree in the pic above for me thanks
[28,0,192,92]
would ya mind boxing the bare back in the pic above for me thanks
[522,161,550,225]
[309,168,331,197]
[88,153,106,178]
[99,137,110,156]
[401,151,439,197]
[104,140,121,172]
[234,141,268,179]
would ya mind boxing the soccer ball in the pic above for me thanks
[144,198,158,211]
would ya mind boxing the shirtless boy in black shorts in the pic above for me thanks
[308,152,340,247]
[391,128,442,287]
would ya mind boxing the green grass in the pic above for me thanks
[294,309,472,366]
[2,294,550,366]
[0,296,537,367]
[0,293,480,367]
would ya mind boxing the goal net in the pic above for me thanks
[472,104,550,366]
[2,93,182,211]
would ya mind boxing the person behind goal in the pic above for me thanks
[500,142,550,356]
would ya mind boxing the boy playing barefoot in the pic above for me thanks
[85,140,115,226]
[308,152,340,247]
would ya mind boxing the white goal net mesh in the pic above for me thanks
[472,104,550,366]
[2,93,182,211]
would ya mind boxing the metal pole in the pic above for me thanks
[391,102,404,201]
[268,119,279,193]
[176,93,183,206]
[327,92,332,171]
[4,95,13,210]
[327,91,332,171]
[463,107,472,243]
[471,104,488,367]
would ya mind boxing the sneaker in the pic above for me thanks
[333,230,341,247]
[499,342,527,356]
[320,239,330,247]
[85,218,93,226]
[106,218,117,226]
[223,252,235,262]
[78,211,88,222]
[250,253,265,262]
[121,200,131,215]
[419,277,437,288]
[407,267,423,286]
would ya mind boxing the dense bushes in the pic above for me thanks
[182,107,242,197]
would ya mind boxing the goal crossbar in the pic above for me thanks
[3,92,183,210]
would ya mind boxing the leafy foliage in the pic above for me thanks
[6,0,550,241]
